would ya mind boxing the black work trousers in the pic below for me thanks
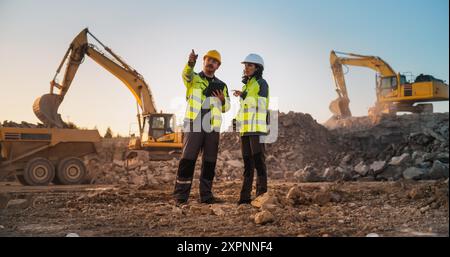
[173,125,219,202]
[239,135,268,202]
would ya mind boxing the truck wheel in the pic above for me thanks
[56,157,86,185]
[24,157,55,186]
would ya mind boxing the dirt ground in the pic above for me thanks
[0,180,448,237]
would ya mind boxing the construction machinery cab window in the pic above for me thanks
[142,114,175,141]
[152,117,165,129]
[381,76,397,90]
[400,75,408,85]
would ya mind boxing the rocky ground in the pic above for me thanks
[0,179,448,237]
[0,112,448,236]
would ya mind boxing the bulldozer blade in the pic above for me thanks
[33,94,65,128]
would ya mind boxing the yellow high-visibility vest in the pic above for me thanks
[236,76,269,135]
[182,64,230,131]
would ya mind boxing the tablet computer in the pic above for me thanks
[204,81,225,97]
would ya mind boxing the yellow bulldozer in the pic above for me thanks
[33,28,182,160]
[328,50,449,123]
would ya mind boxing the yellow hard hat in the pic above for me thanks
[204,50,221,64]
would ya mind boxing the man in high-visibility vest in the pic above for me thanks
[173,49,230,205]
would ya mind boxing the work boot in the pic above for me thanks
[253,152,268,196]
[171,198,188,207]
[237,199,252,205]
[239,156,254,203]
[200,196,225,204]
[199,161,216,202]
[173,158,196,202]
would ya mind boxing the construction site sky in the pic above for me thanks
[0,0,448,135]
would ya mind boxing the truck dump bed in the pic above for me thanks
[0,127,100,185]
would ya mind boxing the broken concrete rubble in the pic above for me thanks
[354,161,370,176]
[254,210,275,225]
[429,160,449,180]
[389,153,411,166]
[6,198,31,209]
[376,166,403,181]
[403,167,426,180]
[370,161,386,174]
[251,193,279,209]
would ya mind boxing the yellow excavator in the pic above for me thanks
[33,28,182,160]
[328,50,449,122]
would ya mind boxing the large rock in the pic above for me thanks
[435,152,449,163]
[312,191,332,206]
[354,161,369,176]
[403,167,426,180]
[294,166,323,182]
[376,166,403,181]
[428,160,449,179]
[190,205,213,215]
[389,153,411,166]
[112,159,125,167]
[370,161,386,174]
[211,206,225,216]
[322,167,341,181]
[0,194,10,210]
[226,160,244,169]
[254,210,274,225]
[335,166,353,181]
[286,186,307,205]
[251,193,279,209]
[6,199,30,209]
[269,170,284,180]
[129,173,146,186]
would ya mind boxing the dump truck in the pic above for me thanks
[0,127,100,186]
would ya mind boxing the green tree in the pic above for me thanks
[104,127,113,138]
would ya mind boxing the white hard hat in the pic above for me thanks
[242,53,264,68]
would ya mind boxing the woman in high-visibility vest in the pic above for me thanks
[233,53,269,205]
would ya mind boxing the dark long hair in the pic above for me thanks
[242,64,264,84]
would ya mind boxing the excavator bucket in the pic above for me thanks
[33,94,65,128]
[329,97,351,119]
[325,97,353,129]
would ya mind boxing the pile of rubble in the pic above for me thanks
[1,120,45,128]
[85,111,340,186]
[217,112,448,183]
[3,110,447,187]
[85,112,449,187]
[218,111,339,180]
[84,139,177,188]
[1,120,76,129]
[314,113,449,182]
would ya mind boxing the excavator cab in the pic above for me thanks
[129,113,182,160]
[142,113,176,142]
[378,75,398,98]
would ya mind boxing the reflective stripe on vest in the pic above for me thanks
[184,86,223,130]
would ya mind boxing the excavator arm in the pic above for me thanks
[328,50,397,119]
[33,28,157,128]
